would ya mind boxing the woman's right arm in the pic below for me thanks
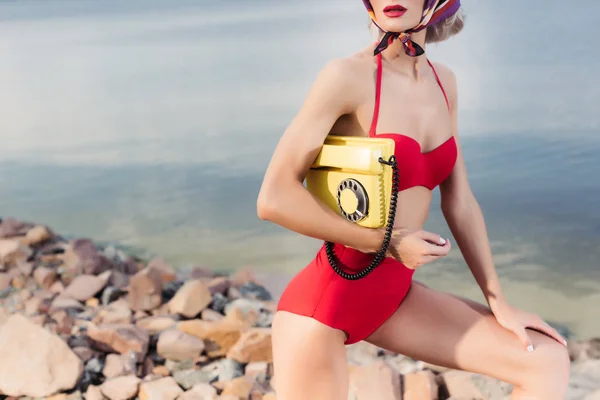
[256,58,385,253]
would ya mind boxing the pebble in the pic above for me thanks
[209,292,229,314]
[156,329,205,361]
[127,268,163,311]
[100,375,141,400]
[101,286,122,306]
[0,216,597,400]
[239,282,273,301]
[138,377,183,400]
[173,369,216,390]
[168,280,212,318]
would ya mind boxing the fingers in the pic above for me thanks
[416,230,448,246]
[528,320,568,347]
[496,317,534,352]
[514,326,535,352]
[423,240,451,256]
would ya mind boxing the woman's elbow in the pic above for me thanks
[257,173,301,221]
[256,184,279,221]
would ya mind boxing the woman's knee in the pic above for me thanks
[271,312,349,400]
[517,331,570,394]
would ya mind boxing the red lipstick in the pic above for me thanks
[383,4,407,18]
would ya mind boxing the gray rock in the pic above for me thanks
[78,370,104,393]
[566,360,600,399]
[85,357,104,375]
[385,355,422,375]
[165,358,195,373]
[102,245,130,264]
[102,286,122,306]
[210,292,228,314]
[569,338,600,362]
[68,335,91,348]
[173,369,216,389]
[76,309,97,321]
[239,282,273,301]
[217,359,244,381]
[547,320,574,340]
[147,351,165,366]
[346,342,380,366]
[162,281,184,302]
[256,311,274,328]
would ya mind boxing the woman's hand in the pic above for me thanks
[385,228,451,269]
[491,301,567,351]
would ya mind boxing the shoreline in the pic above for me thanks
[1,216,599,399]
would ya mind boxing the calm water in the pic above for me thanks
[1,1,599,338]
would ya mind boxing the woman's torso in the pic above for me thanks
[328,49,457,230]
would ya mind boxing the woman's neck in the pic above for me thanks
[378,30,428,78]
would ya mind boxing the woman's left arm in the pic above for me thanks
[435,64,567,351]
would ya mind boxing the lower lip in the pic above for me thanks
[384,9,406,18]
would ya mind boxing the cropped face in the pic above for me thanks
[366,0,426,33]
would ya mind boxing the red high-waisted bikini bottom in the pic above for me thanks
[277,242,414,344]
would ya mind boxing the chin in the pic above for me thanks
[377,19,417,33]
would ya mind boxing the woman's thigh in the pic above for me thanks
[272,311,349,400]
[366,282,570,392]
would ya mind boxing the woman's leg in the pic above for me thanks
[366,282,570,400]
[272,310,349,400]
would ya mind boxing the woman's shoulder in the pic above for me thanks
[428,60,458,108]
[429,61,456,81]
[308,49,376,110]
[318,47,377,85]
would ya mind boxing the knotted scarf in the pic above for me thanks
[363,0,461,56]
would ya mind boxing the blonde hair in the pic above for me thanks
[369,9,465,44]
[425,9,465,43]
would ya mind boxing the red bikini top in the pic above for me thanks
[369,53,458,192]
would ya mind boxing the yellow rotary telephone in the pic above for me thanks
[306,135,397,228]
[305,135,400,280]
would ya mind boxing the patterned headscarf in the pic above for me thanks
[363,0,461,56]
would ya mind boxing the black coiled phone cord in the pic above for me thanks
[324,155,399,280]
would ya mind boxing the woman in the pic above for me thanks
[257,1,570,399]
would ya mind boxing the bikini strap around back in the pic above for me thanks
[427,59,450,110]
[368,53,383,137]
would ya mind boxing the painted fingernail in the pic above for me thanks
[527,345,534,352]
[439,238,446,245]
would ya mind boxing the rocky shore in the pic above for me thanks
[0,216,599,400]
